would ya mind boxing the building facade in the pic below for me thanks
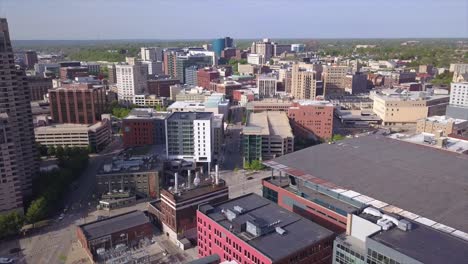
[147,78,180,97]
[322,65,349,96]
[26,76,52,101]
[446,82,468,120]
[49,83,107,124]
[122,109,168,147]
[291,64,318,99]
[257,75,277,99]
[197,68,220,89]
[288,101,334,140]
[0,18,39,211]
[116,58,148,102]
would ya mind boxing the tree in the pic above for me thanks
[332,134,346,142]
[47,146,56,156]
[37,143,48,157]
[250,160,264,171]
[243,160,251,170]
[0,212,24,239]
[26,197,48,224]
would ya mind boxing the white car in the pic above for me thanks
[58,214,65,221]
[0,258,14,264]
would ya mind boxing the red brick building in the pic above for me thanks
[197,193,335,264]
[76,210,153,262]
[197,68,220,89]
[288,101,334,140]
[59,66,88,81]
[123,119,155,147]
[49,83,106,124]
[147,78,180,97]
[210,81,242,98]
[232,89,255,104]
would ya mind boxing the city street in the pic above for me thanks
[0,136,124,264]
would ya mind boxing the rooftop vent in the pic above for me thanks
[398,219,412,231]
[363,207,382,217]
[275,226,287,236]
[234,205,245,214]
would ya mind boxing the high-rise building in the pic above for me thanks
[107,63,117,84]
[291,44,306,53]
[322,65,349,96]
[251,39,273,61]
[147,78,180,97]
[116,57,148,102]
[176,54,214,84]
[81,62,100,75]
[272,43,291,57]
[0,18,39,213]
[24,50,38,69]
[184,65,199,86]
[122,108,168,147]
[142,60,163,76]
[140,47,163,62]
[343,72,368,95]
[49,83,107,124]
[212,37,234,57]
[446,82,468,120]
[291,64,319,99]
[257,74,277,98]
[164,51,178,78]
[165,112,214,163]
[59,66,89,81]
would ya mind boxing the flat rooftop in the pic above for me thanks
[199,194,334,262]
[292,100,334,107]
[373,90,449,102]
[369,217,468,264]
[243,111,293,138]
[167,112,213,121]
[424,115,467,125]
[126,108,169,120]
[389,132,468,154]
[79,210,149,240]
[265,135,468,234]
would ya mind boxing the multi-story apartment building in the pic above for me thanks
[197,193,335,264]
[279,68,292,93]
[0,18,39,212]
[184,65,198,86]
[251,38,273,61]
[242,111,294,163]
[107,63,117,84]
[81,62,100,75]
[116,57,148,102]
[291,64,319,99]
[122,108,168,147]
[343,72,368,95]
[197,68,219,89]
[34,115,112,151]
[26,76,52,101]
[446,82,468,120]
[59,66,89,81]
[49,83,107,124]
[140,47,163,62]
[164,50,179,78]
[322,65,349,96]
[142,60,163,76]
[24,50,38,69]
[176,54,213,84]
[247,54,265,65]
[166,112,214,163]
[257,74,277,98]
[372,90,449,125]
[288,100,334,140]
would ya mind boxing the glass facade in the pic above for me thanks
[333,241,366,264]
[366,249,402,264]
[262,186,278,203]
[242,134,262,162]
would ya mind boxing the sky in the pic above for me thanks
[1,0,467,40]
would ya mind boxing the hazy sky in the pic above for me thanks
[1,0,467,40]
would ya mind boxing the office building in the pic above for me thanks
[116,58,148,102]
[35,63,60,77]
[246,99,293,112]
[372,90,449,125]
[450,63,468,82]
[343,72,368,95]
[247,54,265,65]
[242,111,294,163]
[0,18,39,212]
[96,149,162,198]
[211,80,242,98]
[140,47,163,62]
[251,38,273,61]
[49,83,107,124]
[24,50,38,69]
[232,89,255,106]
[322,65,349,96]
[185,65,199,86]
[416,116,468,136]
[197,193,335,264]
[34,116,112,151]
[81,62,100,75]
[148,168,228,247]
[59,66,88,81]
[76,210,153,262]
[291,64,319,99]
[257,74,277,98]
[173,85,212,102]
[221,47,237,61]
[291,44,305,53]
[333,207,468,264]
[279,68,292,93]
[107,63,117,84]
[176,54,214,84]
[164,50,179,78]
[197,68,220,89]
[446,82,468,120]
[273,43,291,57]
[263,135,468,238]
[166,112,215,163]
[122,108,168,147]
[288,100,334,140]
[132,94,168,108]
[26,76,52,101]
[147,78,180,97]
[380,71,417,86]
[142,60,163,75]
[168,94,229,116]
[212,37,234,57]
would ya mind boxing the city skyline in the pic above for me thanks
[1,0,467,40]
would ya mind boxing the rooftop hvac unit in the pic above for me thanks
[363,207,382,217]
[234,205,245,214]
[275,226,286,235]
[397,219,412,231]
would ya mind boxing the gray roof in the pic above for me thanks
[186,254,220,264]
[267,135,468,233]
[200,193,333,262]
[167,111,213,121]
[370,220,468,264]
[79,210,149,240]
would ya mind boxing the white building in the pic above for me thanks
[167,93,229,117]
[247,54,265,65]
[450,82,468,107]
[291,44,305,53]
[257,74,278,98]
[116,57,148,102]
